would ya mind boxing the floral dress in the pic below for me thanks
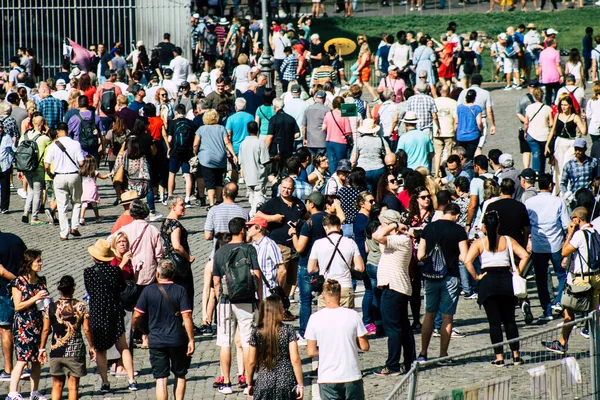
[250,324,298,400]
[8,276,47,362]
[161,218,194,306]
[83,262,125,351]
[112,152,151,197]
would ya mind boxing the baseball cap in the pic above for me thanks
[303,192,324,207]
[192,13,200,19]
[518,168,536,182]
[498,33,508,40]
[164,68,173,77]
[574,137,587,149]
[315,90,326,99]
[291,84,301,94]
[499,153,514,167]
[388,65,399,72]
[131,84,145,95]
[246,216,268,229]
[336,159,352,172]
[180,81,191,89]
[56,79,66,87]
[546,28,558,35]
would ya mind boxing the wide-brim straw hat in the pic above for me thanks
[88,239,115,262]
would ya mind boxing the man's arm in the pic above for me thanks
[182,312,195,356]
[417,238,427,261]
[352,254,365,273]
[487,106,496,135]
[307,257,319,274]
[357,335,370,351]
[264,134,273,150]
[467,194,479,230]
[306,339,319,358]
[131,309,143,330]
[252,269,263,302]
[213,276,221,300]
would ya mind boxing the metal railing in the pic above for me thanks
[386,312,600,399]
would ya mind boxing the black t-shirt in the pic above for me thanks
[421,220,468,278]
[156,42,176,65]
[0,232,26,293]
[267,110,299,157]
[310,42,324,62]
[213,243,260,303]
[382,193,406,213]
[259,196,307,246]
[486,199,530,246]
[135,282,191,347]
[298,212,326,266]
[592,140,600,159]
[99,53,112,76]
[192,112,205,130]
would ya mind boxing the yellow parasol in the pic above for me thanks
[324,38,357,56]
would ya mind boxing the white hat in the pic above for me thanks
[219,17,229,25]
[499,153,514,167]
[400,111,420,124]
[56,79,66,87]
[546,28,558,35]
[498,33,508,40]
[136,40,144,48]
[192,13,200,19]
[357,119,381,134]
[200,72,210,82]
[69,67,82,79]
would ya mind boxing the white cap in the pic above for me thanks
[546,28,558,35]
[192,13,200,19]
[499,153,514,167]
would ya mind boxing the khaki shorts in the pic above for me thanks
[572,275,600,312]
[50,356,87,377]
[318,287,355,309]
[216,300,255,348]
[278,244,298,286]
[433,137,454,157]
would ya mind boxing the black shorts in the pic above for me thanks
[200,165,225,190]
[149,346,191,379]
[518,128,531,153]
[202,53,216,64]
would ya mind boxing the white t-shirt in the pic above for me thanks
[43,136,84,173]
[525,102,552,142]
[309,233,359,288]
[434,96,457,137]
[304,307,367,384]
[273,34,291,60]
[168,56,190,87]
[569,226,599,276]
[52,89,71,102]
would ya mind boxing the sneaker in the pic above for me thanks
[538,314,554,322]
[432,329,441,337]
[0,370,10,381]
[30,391,48,400]
[283,310,296,321]
[17,188,27,199]
[451,328,466,338]
[184,201,194,208]
[100,382,111,393]
[197,324,213,336]
[161,195,168,206]
[289,294,297,303]
[374,366,401,376]
[416,354,428,364]
[503,86,513,91]
[213,376,225,388]
[463,293,478,300]
[188,195,197,202]
[148,212,163,222]
[513,357,524,365]
[411,322,422,332]
[0,209,7,214]
[128,381,138,391]
[79,218,86,226]
[297,335,307,346]
[522,302,534,325]
[238,375,248,388]
[198,197,207,207]
[491,359,505,367]
[95,217,103,223]
[218,383,233,394]
[365,323,377,335]
[5,393,23,400]
[437,357,456,366]
[542,340,567,354]
[30,220,45,226]
[44,209,56,224]
[21,214,28,224]
[551,303,564,314]
[20,368,30,379]
[70,229,81,237]
[580,327,590,339]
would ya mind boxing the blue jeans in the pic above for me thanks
[297,264,315,337]
[326,141,348,176]
[458,259,478,296]
[365,167,385,197]
[532,251,567,317]
[362,263,382,326]
[526,134,547,173]
[380,287,415,372]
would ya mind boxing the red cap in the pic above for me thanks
[246,216,268,229]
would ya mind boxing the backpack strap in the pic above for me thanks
[157,283,181,317]
[322,236,343,277]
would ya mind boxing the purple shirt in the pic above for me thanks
[67,110,101,142]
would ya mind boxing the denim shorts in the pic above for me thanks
[424,276,460,315]
[0,295,14,326]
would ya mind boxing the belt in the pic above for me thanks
[582,270,600,276]
[54,172,78,175]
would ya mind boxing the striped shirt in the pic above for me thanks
[281,54,298,82]
[204,202,249,258]
[253,235,283,298]
[377,234,412,295]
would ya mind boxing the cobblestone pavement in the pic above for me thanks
[0,86,594,399]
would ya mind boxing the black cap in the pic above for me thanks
[163,68,173,77]
[150,73,159,81]
[180,81,190,89]
[518,168,536,182]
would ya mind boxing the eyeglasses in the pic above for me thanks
[419,76,427,79]
[388,178,398,184]
[160,93,167,97]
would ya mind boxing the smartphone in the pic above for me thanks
[287,221,296,228]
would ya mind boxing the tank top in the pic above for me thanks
[480,237,510,269]
[556,117,577,139]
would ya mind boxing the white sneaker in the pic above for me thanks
[17,189,27,199]
[410,6,415,10]
[148,212,163,222]
[5,393,23,400]
[218,384,233,394]
[30,391,48,400]
[503,86,513,91]
[595,1,600,5]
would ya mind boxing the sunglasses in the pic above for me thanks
[388,179,398,184]
[368,199,375,204]
[418,195,431,200]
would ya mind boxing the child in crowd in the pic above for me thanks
[79,155,110,225]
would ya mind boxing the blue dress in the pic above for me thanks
[412,46,437,84]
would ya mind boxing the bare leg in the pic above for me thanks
[184,174,192,199]
[95,351,110,384]
[220,346,232,383]
[196,177,206,200]
[8,360,26,393]
[30,361,41,391]
[440,314,453,357]
[52,375,66,400]
[207,189,216,206]
[1,327,13,373]
[92,204,100,219]
[235,333,244,377]
[420,312,435,356]
[156,377,168,400]
[168,172,176,197]
[115,334,135,382]
[174,377,187,400]
[522,152,531,169]
[79,204,87,221]
[67,376,80,400]
[215,186,223,203]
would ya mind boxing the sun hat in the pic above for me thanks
[526,23,536,29]
[69,67,82,80]
[357,119,381,134]
[56,79,66,87]
[120,190,140,204]
[379,209,402,224]
[88,239,115,262]
[499,153,514,167]
[219,17,229,25]
[400,111,420,124]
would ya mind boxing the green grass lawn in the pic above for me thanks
[312,8,599,81]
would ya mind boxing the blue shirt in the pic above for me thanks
[456,104,482,141]
[226,111,254,154]
[396,128,434,170]
[525,192,570,253]
[375,45,391,73]
[38,96,64,129]
[129,101,145,114]
[560,156,598,193]
[0,133,17,172]
[196,124,228,168]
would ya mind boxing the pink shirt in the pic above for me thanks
[322,109,352,144]
[539,47,560,84]
[109,219,163,286]
[377,77,406,103]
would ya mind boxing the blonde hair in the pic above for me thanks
[155,88,168,102]
[532,87,544,102]
[202,109,219,125]
[26,100,37,115]
[237,53,249,65]
[111,232,130,254]
[117,94,128,106]
[215,59,226,70]
[67,90,81,109]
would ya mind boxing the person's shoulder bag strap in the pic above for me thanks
[157,283,181,317]
[529,104,545,123]
[330,110,346,135]
[130,223,150,255]
[54,140,80,170]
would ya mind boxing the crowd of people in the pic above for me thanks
[1,9,600,400]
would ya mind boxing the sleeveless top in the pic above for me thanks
[556,117,577,139]
[480,237,510,269]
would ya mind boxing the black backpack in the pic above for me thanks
[421,225,448,280]
[76,113,98,153]
[100,86,117,115]
[172,118,195,160]
[582,230,600,271]
[221,245,257,303]
[14,132,42,172]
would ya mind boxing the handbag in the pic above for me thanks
[259,271,290,310]
[310,236,340,293]
[93,264,137,311]
[561,252,594,312]
[112,163,125,186]
[505,236,527,299]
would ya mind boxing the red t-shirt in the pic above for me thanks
[110,257,135,281]
[111,214,134,234]
[398,189,411,209]
[148,117,164,141]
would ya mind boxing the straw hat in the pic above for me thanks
[88,239,115,262]
[120,190,139,204]
[357,118,381,134]
[400,111,420,124]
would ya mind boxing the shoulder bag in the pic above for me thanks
[258,269,290,309]
[329,111,354,148]
[310,236,342,293]
[561,247,593,313]
[505,236,527,299]
[54,140,80,170]
[93,264,137,311]
[327,235,364,280]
